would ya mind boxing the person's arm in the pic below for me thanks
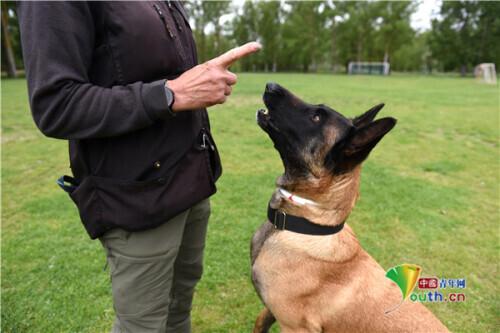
[18,2,171,140]
[18,2,261,140]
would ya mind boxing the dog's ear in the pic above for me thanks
[331,117,396,172]
[352,103,385,128]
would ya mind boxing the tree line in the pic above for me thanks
[2,1,499,77]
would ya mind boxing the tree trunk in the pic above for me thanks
[214,25,221,55]
[460,64,467,77]
[356,40,362,63]
[1,4,17,78]
[330,25,336,72]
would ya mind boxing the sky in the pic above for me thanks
[410,0,442,31]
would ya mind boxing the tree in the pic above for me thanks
[392,32,431,72]
[1,1,18,77]
[256,1,281,72]
[375,1,416,63]
[232,1,259,71]
[184,0,231,62]
[334,1,379,66]
[474,2,500,70]
[281,1,328,72]
[429,1,500,75]
[202,1,231,59]
[184,0,206,61]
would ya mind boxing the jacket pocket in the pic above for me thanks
[202,129,222,182]
[68,144,215,240]
[69,176,104,239]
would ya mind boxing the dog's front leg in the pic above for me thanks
[253,307,276,333]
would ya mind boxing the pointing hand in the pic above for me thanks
[168,42,262,112]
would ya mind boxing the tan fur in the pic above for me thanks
[252,167,449,333]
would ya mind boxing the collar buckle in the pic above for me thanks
[273,210,287,230]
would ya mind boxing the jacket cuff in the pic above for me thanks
[141,79,175,120]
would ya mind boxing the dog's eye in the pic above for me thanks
[312,114,321,123]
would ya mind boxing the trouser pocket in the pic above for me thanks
[107,250,179,318]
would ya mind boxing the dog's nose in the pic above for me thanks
[265,82,281,94]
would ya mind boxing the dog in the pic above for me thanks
[251,83,449,333]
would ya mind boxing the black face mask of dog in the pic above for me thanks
[257,83,396,179]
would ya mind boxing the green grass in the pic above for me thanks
[2,74,499,332]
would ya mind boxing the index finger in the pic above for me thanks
[212,42,262,68]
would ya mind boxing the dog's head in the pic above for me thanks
[257,83,396,180]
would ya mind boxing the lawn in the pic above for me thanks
[2,74,499,332]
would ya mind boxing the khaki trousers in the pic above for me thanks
[99,199,210,333]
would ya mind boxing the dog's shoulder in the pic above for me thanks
[251,221,276,265]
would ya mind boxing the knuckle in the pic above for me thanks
[211,95,221,104]
[218,71,228,80]
[212,73,222,83]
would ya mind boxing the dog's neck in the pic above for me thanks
[271,166,362,227]
[269,166,362,262]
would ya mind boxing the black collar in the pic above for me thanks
[267,204,345,236]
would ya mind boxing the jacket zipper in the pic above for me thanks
[167,1,183,31]
[153,3,174,38]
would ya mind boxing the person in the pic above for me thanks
[17,2,260,332]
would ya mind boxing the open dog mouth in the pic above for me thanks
[257,83,285,133]
[258,108,269,116]
[256,108,280,133]
[256,108,270,126]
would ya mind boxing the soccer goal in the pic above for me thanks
[474,63,497,84]
[348,62,390,75]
